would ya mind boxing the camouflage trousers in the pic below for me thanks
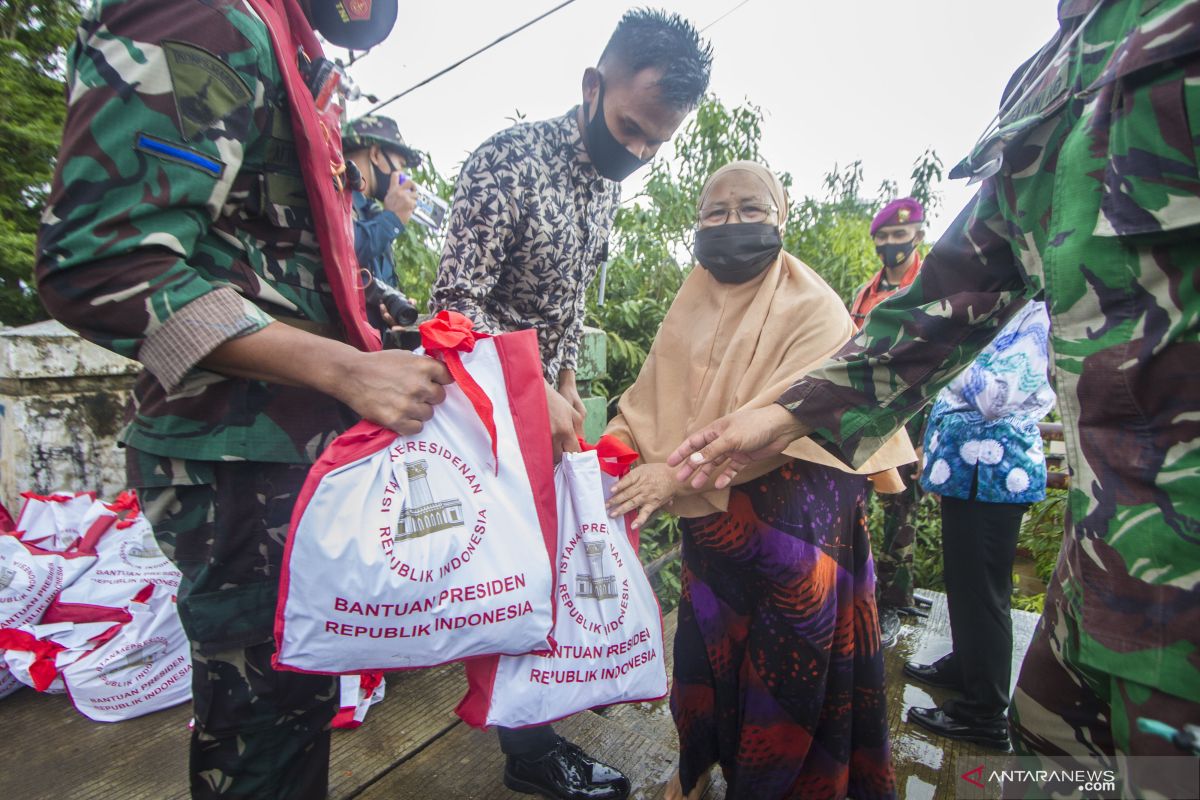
[873,476,921,609]
[1009,551,1200,799]
[131,453,337,800]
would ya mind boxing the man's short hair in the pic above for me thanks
[598,8,713,110]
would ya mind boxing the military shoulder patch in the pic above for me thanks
[161,40,253,142]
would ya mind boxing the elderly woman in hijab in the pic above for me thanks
[604,161,913,800]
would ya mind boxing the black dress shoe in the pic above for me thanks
[504,737,631,800]
[879,606,901,648]
[907,705,1010,750]
[903,652,963,690]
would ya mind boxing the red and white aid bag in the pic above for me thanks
[60,584,192,722]
[458,439,668,728]
[16,492,95,551]
[57,493,181,608]
[0,524,95,696]
[275,313,558,673]
[333,672,386,729]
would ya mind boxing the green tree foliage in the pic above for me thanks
[390,153,457,310]
[0,1,79,325]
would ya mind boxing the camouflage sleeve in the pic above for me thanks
[777,179,1031,468]
[35,0,274,392]
[429,137,520,323]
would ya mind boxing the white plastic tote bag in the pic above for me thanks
[458,439,668,728]
[58,493,181,608]
[16,492,95,551]
[332,672,386,729]
[275,313,558,673]
[0,593,137,694]
[61,583,192,722]
[0,531,95,629]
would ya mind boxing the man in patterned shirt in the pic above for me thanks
[670,1,1200,793]
[36,1,451,797]
[432,9,712,800]
[433,9,712,459]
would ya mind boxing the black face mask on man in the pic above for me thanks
[584,78,649,182]
[370,153,396,203]
[876,239,917,269]
[693,223,783,284]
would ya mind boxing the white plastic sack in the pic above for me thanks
[58,494,181,608]
[0,532,95,629]
[61,584,192,722]
[16,492,95,551]
[274,316,558,674]
[0,599,135,694]
[459,443,668,728]
[332,672,386,729]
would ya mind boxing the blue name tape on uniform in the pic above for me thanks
[136,133,224,177]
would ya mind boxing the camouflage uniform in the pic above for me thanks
[851,257,928,612]
[36,0,355,795]
[776,0,1200,787]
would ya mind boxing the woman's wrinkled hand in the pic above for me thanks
[606,463,681,531]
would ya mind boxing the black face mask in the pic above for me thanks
[876,240,917,269]
[370,152,397,202]
[693,223,783,283]
[584,79,649,182]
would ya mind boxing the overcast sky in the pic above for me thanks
[341,0,1060,239]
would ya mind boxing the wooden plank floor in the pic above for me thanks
[0,593,1038,799]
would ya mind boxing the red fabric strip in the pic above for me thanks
[420,312,499,471]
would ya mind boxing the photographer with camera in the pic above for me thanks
[344,115,421,291]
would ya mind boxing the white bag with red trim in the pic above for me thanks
[333,672,386,729]
[60,583,192,722]
[0,595,137,694]
[57,493,181,608]
[15,491,95,551]
[274,313,558,674]
[0,531,96,629]
[458,440,668,729]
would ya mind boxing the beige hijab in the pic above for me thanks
[605,161,915,518]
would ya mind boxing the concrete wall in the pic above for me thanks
[0,321,138,513]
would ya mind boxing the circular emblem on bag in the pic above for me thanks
[119,531,171,570]
[558,526,629,635]
[0,556,37,606]
[97,637,170,689]
[379,440,491,580]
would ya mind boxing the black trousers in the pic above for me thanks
[497,724,559,757]
[940,493,1029,722]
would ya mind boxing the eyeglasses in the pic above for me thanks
[697,202,778,227]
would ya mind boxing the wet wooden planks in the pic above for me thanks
[0,662,465,800]
[0,593,1040,800]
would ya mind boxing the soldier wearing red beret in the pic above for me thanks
[850,197,926,327]
[851,198,929,648]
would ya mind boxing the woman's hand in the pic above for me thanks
[606,463,684,531]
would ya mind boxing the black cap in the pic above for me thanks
[310,0,397,50]
[342,115,421,167]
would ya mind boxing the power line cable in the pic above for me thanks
[701,0,752,31]
[365,0,581,115]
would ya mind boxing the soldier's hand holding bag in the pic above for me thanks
[274,313,559,673]
[458,438,668,728]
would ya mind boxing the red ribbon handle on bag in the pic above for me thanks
[580,435,640,478]
[0,629,66,692]
[420,312,498,471]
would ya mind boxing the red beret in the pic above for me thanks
[871,198,925,235]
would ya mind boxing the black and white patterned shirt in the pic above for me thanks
[431,109,621,381]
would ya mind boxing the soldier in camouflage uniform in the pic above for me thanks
[35,1,450,797]
[853,198,933,644]
[669,0,1200,792]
